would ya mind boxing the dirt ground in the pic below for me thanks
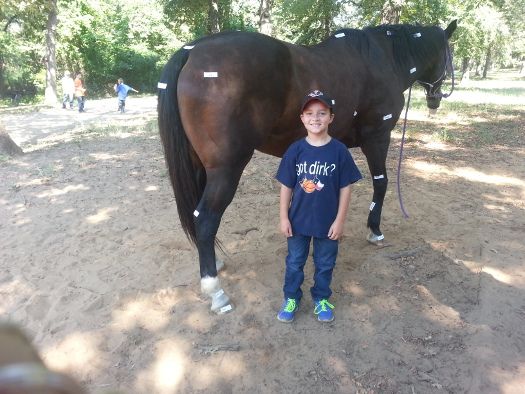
[1,92,524,393]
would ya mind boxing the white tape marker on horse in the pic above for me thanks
[383,114,392,120]
[157,82,167,89]
[204,72,218,78]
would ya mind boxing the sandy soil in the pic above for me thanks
[1,94,524,393]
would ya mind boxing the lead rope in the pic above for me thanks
[397,85,412,219]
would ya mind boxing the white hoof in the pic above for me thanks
[201,276,234,314]
[216,259,225,272]
[367,232,385,246]
[210,289,234,314]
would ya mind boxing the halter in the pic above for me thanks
[417,34,455,100]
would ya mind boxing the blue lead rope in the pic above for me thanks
[397,85,412,219]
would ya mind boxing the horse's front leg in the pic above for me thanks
[194,165,247,313]
[361,137,390,245]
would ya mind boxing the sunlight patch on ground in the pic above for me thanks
[88,152,129,161]
[343,282,365,297]
[183,311,214,332]
[0,279,34,314]
[498,364,525,394]
[462,260,524,288]
[481,267,513,285]
[411,162,525,188]
[112,293,178,331]
[86,207,118,224]
[416,285,462,324]
[36,184,89,198]
[43,331,101,375]
[135,339,187,394]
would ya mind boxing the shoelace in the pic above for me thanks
[314,299,334,314]
[283,299,297,312]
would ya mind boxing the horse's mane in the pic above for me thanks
[331,24,445,77]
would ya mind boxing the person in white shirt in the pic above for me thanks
[61,71,75,109]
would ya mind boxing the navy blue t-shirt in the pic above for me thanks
[276,138,362,238]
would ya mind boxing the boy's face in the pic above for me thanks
[300,100,334,137]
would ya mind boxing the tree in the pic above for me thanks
[44,0,58,105]
[0,122,23,156]
[275,0,345,44]
[258,0,274,35]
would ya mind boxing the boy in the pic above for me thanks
[74,73,86,113]
[275,90,362,323]
[114,78,138,113]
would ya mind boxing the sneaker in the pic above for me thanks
[314,299,334,322]
[277,298,299,323]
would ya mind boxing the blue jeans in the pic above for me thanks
[118,99,126,113]
[62,93,73,108]
[77,96,85,112]
[283,234,338,302]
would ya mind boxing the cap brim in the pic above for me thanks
[301,97,333,113]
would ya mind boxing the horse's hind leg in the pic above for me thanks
[194,163,250,313]
[361,137,390,245]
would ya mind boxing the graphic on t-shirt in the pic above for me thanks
[296,160,336,193]
[299,175,324,193]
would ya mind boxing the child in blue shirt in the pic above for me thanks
[114,78,138,113]
[276,90,362,323]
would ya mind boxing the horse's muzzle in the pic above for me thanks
[426,92,442,109]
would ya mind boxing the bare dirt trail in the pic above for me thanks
[0,94,524,393]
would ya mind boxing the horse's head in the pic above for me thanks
[418,20,457,112]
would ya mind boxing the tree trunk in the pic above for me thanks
[482,45,492,79]
[207,0,220,35]
[381,0,402,24]
[44,0,58,106]
[461,57,470,82]
[0,123,23,156]
[258,0,273,36]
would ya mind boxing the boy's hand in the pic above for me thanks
[280,218,293,237]
[328,220,344,240]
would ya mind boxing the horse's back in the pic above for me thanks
[178,32,301,159]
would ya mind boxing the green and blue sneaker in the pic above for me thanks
[277,298,299,323]
[314,299,334,322]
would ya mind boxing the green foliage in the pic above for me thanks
[274,0,345,44]
[162,0,258,41]
[1,0,523,101]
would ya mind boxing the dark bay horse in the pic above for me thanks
[158,21,457,313]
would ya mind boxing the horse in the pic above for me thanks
[158,21,457,314]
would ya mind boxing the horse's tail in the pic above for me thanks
[158,48,204,245]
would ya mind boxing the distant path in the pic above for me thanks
[2,96,157,150]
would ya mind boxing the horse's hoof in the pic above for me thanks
[367,232,385,246]
[216,259,225,272]
[210,289,234,314]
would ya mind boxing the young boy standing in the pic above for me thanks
[114,78,138,113]
[276,90,362,323]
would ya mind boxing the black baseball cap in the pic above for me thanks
[301,90,335,113]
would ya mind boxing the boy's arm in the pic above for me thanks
[328,184,352,240]
[279,184,293,237]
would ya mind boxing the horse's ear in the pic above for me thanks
[445,20,457,39]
